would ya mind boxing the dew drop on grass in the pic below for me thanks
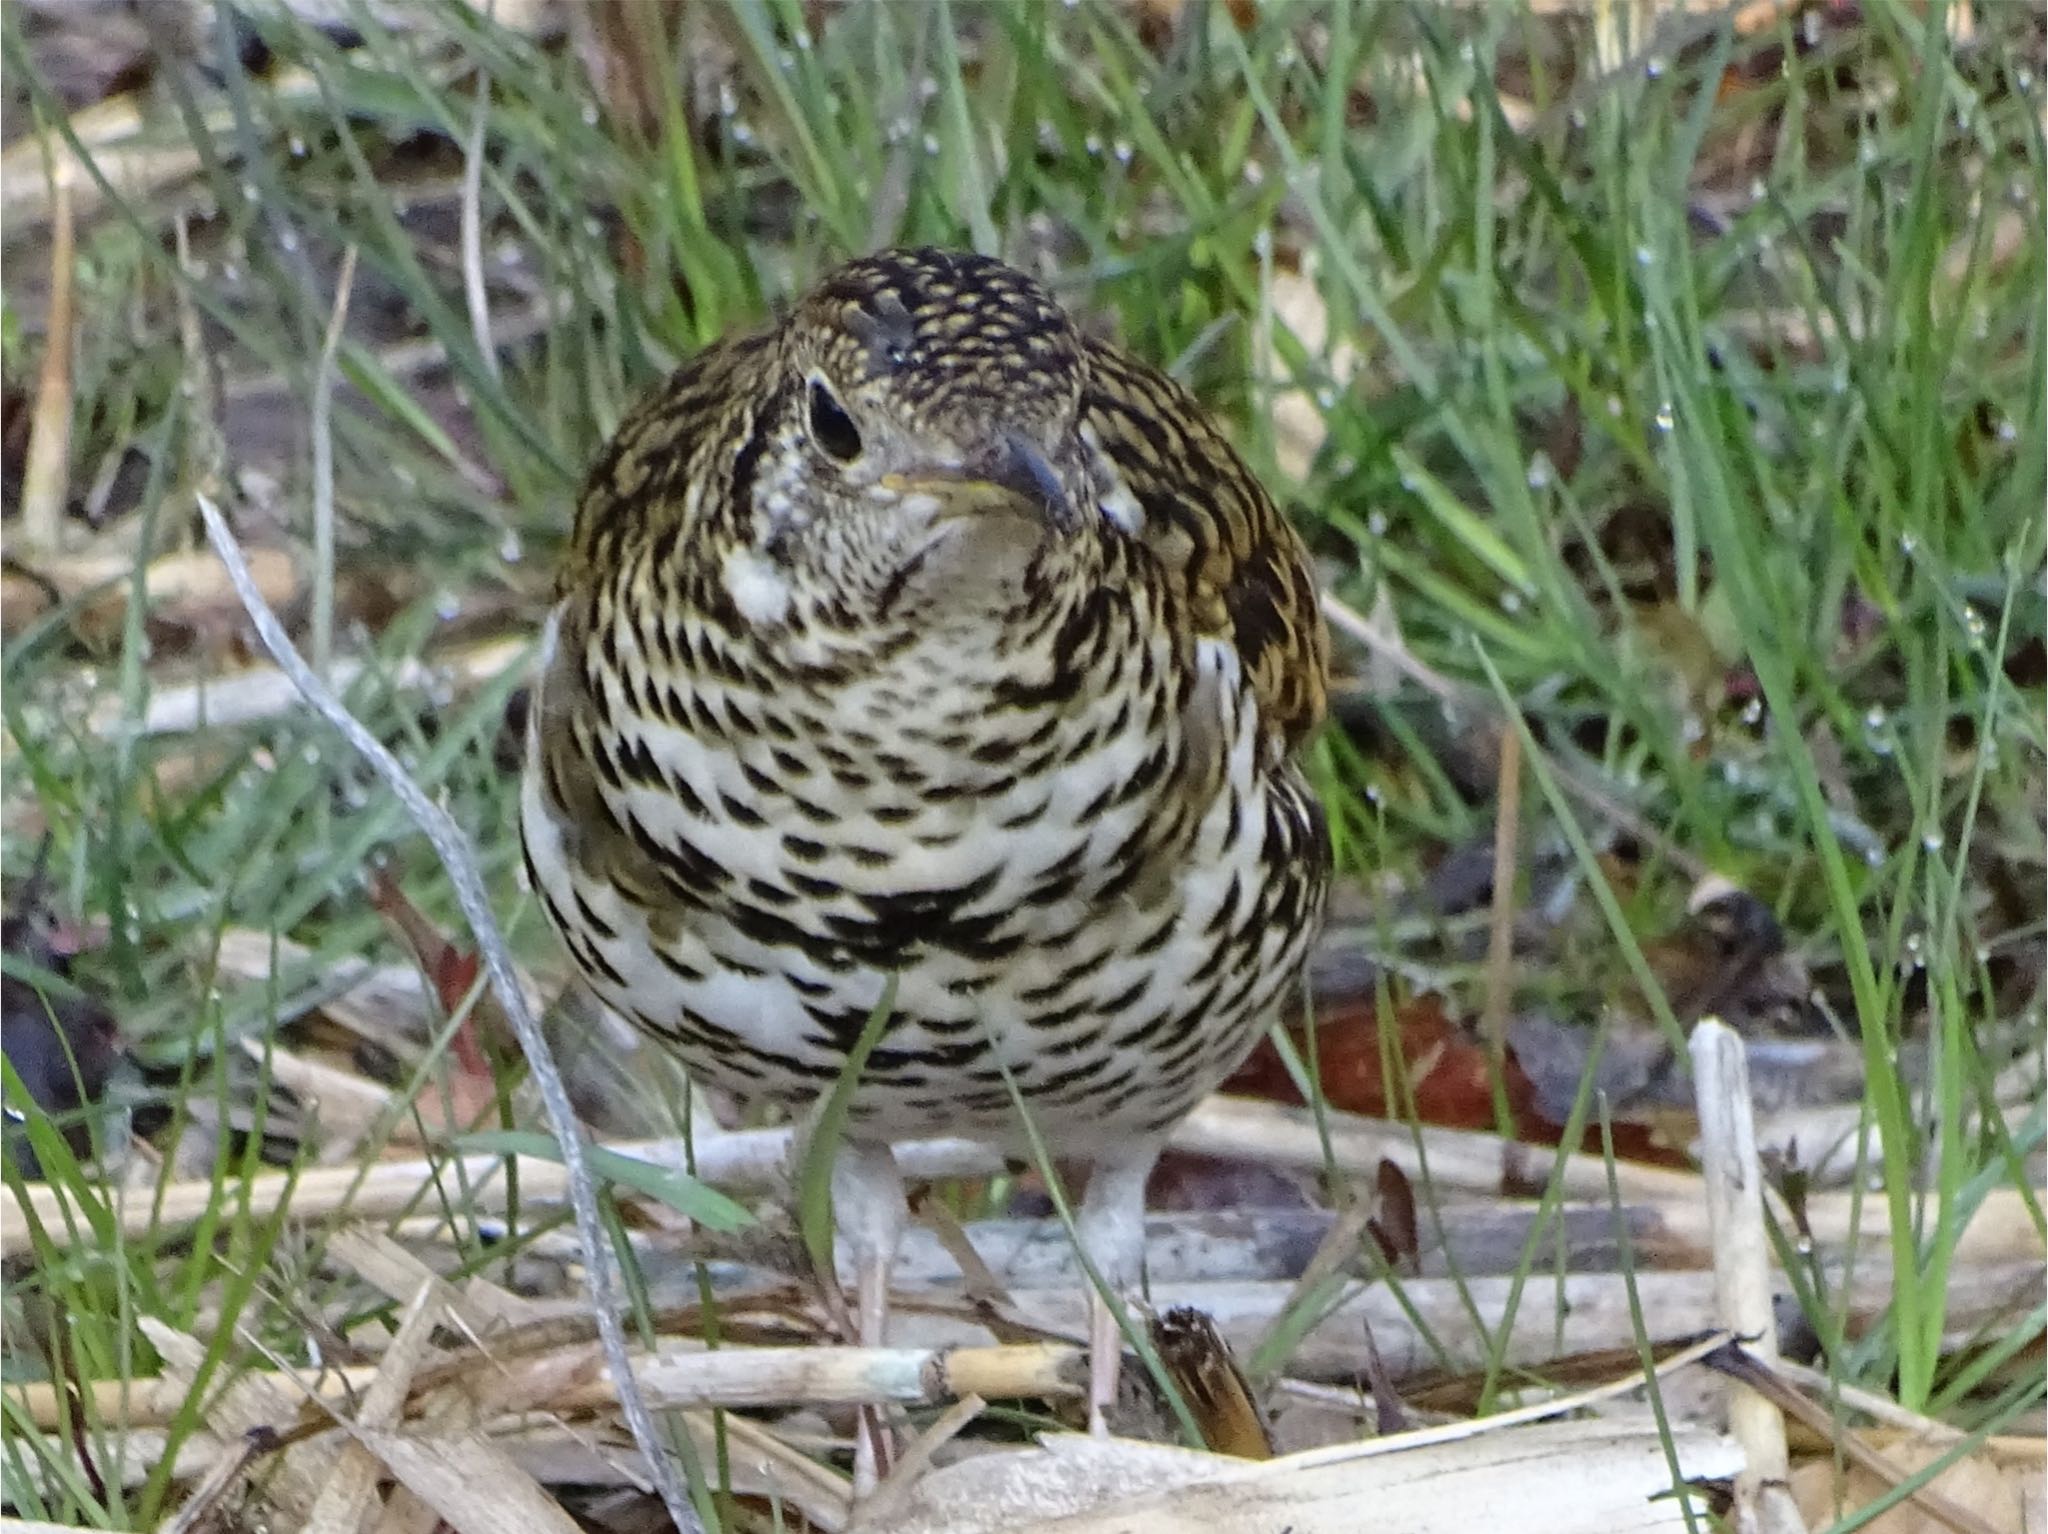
[1500,589,1524,614]
[922,132,941,156]
[436,591,461,622]
[1606,395,1624,418]
[1633,244,1653,267]
[1740,699,1763,726]
[500,531,524,564]
[1314,385,1338,410]
[1653,400,1675,433]
[1963,606,1989,648]
[1525,452,1553,489]
[1112,139,1134,166]
[1085,132,1103,156]
[1898,531,1918,556]
[1367,511,1390,537]
[581,103,599,126]
[289,134,308,157]
[1921,831,1946,853]
[1997,417,2018,443]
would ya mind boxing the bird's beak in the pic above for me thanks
[889,432,1078,534]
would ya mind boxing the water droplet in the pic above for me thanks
[1500,590,1523,614]
[435,591,461,622]
[1863,842,1886,867]
[921,131,941,156]
[1859,139,1879,167]
[1975,944,1992,963]
[1084,132,1103,156]
[1398,471,1419,493]
[795,28,814,51]
[1997,417,2017,443]
[732,120,754,146]
[1645,56,1666,79]
[1525,452,1553,489]
[776,48,796,71]
[1363,782,1383,805]
[581,103,599,126]
[1921,831,1945,853]
[2017,67,2035,94]
[1962,606,1989,648]
[277,227,300,253]
[1633,244,1653,268]
[1749,177,1767,202]
[1334,454,1358,477]
[1112,139,1134,166]
[1367,511,1391,537]
[1898,531,1918,556]
[1653,401,1675,433]
[289,134,308,157]
[1313,385,1338,410]
[1740,698,1763,726]
[1606,395,1624,418]
[499,531,524,564]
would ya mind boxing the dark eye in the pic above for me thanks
[807,379,862,462]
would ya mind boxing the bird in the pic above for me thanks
[520,246,1330,1473]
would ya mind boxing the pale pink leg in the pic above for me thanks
[832,1140,907,1495]
[1075,1139,1162,1437]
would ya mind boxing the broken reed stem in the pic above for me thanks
[191,495,702,1534]
[1690,1018,1801,1529]
[7,1342,1078,1434]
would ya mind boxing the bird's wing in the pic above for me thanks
[531,332,775,919]
[1079,337,1329,759]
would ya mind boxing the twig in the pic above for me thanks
[311,246,358,681]
[462,73,501,383]
[1691,1018,1805,1534]
[1319,592,1461,704]
[191,494,703,1533]
[1710,1345,2010,1534]
[853,1392,987,1529]
[21,173,75,549]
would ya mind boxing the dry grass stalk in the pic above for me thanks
[303,1281,442,1533]
[10,1098,2043,1270]
[19,175,75,551]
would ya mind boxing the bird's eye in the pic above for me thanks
[807,379,863,462]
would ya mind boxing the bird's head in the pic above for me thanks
[725,249,1106,627]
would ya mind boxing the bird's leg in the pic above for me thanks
[1075,1136,1164,1438]
[830,1139,907,1496]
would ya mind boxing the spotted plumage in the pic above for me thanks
[520,246,1330,1445]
